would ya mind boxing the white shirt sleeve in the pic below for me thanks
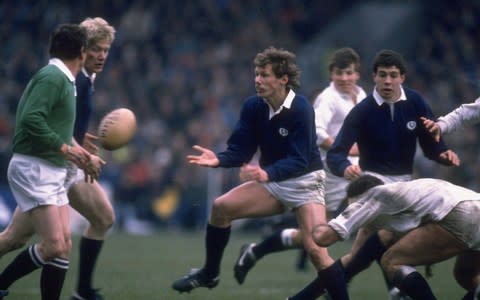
[313,92,336,147]
[328,193,383,240]
[437,96,480,134]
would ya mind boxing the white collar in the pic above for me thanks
[48,58,76,82]
[265,89,296,119]
[81,67,96,83]
[373,85,407,106]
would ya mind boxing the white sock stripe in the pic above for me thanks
[47,257,70,269]
[281,229,296,247]
[28,245,45,267]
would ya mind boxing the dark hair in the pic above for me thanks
[372,49,407,75]
[254,46,300,91]
[328,47,361,72]
[346,175,384,198]
[49,24,87,60]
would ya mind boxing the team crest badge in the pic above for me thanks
[406,121,416,130]
[279,128,289,137]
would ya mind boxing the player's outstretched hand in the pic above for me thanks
[83,154,106,183]
[420,117,441,142]
[83,132,100,155]
[187,145,220,167]
[439,149,460,167]
[63,144,105,182]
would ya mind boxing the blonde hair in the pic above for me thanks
[80,17,115,47]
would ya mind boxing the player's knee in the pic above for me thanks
[379,251,396,278]
[90,210,115,232]
[210,197,233,223]
[42,238,71,260]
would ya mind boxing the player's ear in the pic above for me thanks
[79,46,87,64]
[279,74,288,86]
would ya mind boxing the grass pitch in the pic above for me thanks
[0,230,464,299]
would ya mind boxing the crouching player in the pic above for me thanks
[312,175,480,300]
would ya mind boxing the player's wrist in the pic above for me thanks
[60,144,71,155]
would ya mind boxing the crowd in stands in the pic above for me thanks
[408,1,480,190]
[0,0,479,231]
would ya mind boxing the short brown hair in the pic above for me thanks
[373,49,407,75]
[254,47,300,91]
[328,47,361,72]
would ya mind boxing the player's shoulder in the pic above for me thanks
[404,87,425,102]
[243,95,264,107]
[350,94,376,111]
[313,86,337,107]
[34,64,70,87]
[290,93,316,115]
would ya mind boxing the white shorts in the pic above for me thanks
[262,170,325,210]
[440,200,480,250]
[7,153,69,212]
[324,169,349,214]
[64,162,85,190]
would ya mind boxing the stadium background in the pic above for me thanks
[0,0,480,234]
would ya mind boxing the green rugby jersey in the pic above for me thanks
[12,63,76,166]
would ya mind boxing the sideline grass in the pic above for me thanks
[0,230,464,299]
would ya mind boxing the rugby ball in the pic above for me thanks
[98,108,137,150]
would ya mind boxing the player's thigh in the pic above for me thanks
[381,223,467,271]
[454,250,480,290]
[213,181,284,219]
[69,181,113,222]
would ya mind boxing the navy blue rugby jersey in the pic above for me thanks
[217,93,323,182]
[73,70,94,143]
[327,87,449,177]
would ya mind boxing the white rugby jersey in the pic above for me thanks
[437,96,480,134]
[313,82,366,161]
[329,178,480,240]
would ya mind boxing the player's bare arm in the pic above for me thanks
[187,145,220,167]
